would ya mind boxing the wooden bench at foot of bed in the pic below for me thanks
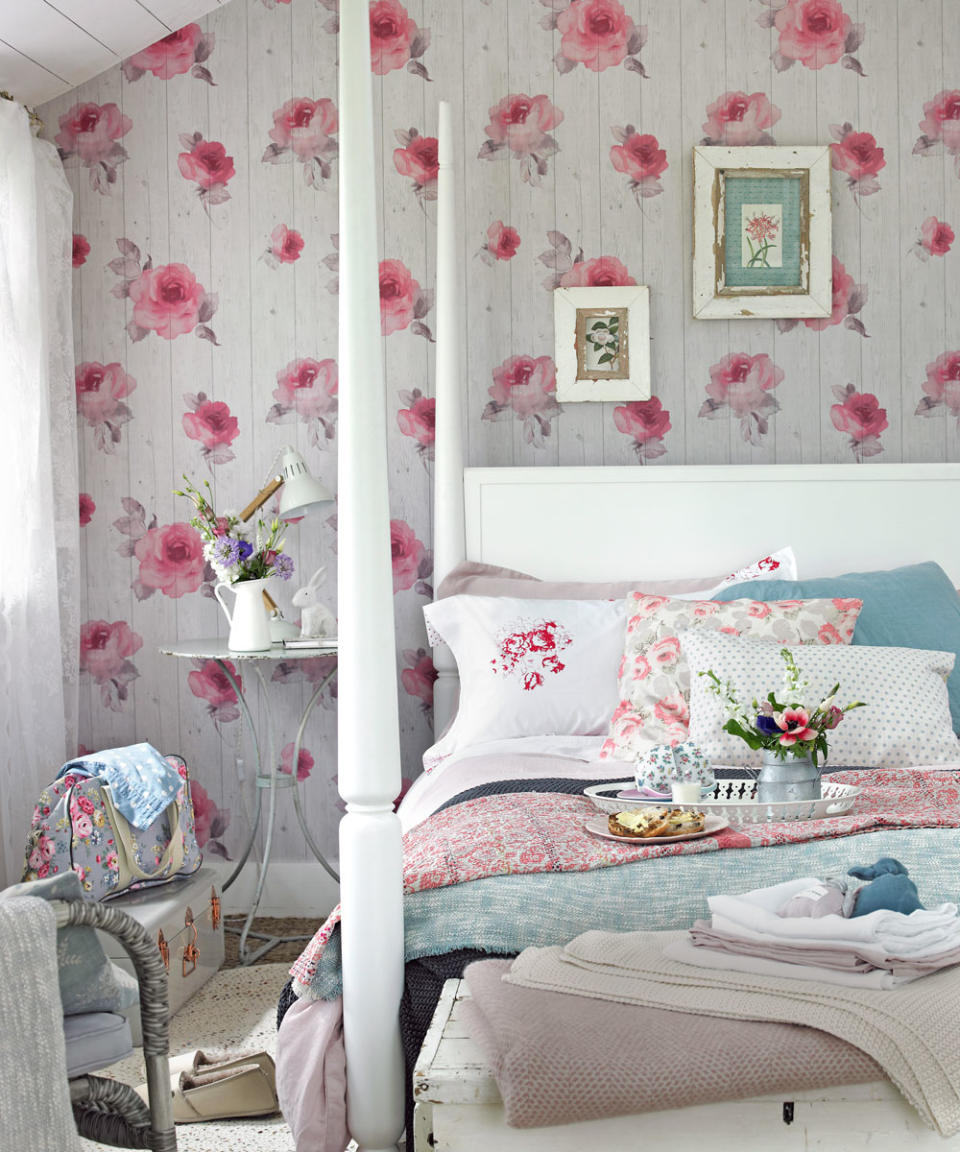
[412,979,960,1152]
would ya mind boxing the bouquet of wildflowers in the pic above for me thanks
[176,476,295,584]
[699,647,865,768]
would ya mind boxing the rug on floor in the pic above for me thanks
[79,963,294,1152]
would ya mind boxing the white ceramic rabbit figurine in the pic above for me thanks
[292,566,337,638]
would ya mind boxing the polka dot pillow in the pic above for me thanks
[683,630,959,769]
[599,594,863,762]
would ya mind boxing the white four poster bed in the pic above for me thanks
[332,7,960,1150]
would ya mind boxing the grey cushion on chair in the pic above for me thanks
[63,1012,134,1078]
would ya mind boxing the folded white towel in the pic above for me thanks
[708,878,960,956]
[663,937,899,989]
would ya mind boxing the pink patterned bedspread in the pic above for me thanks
[290,768,960,989]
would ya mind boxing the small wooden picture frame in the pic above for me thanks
[554,285,651,403]
[692,145,832,320]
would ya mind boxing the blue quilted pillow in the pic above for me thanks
[714,561,960,733]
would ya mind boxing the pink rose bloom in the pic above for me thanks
[79,493,95,526]
[126,24,202,79]
[707,353,784,417]
[270,224,304,263]
[609,132,668,182]
[280,742,314,782]
[559,256,635,287]
[55,102,132,164]
[748,602,772,619]
[75,361,137,425]
[485,221,521,261]
[128,263,206,339]
[654,693,689,727]
[818,623,843,644]
[702,91,781,146]
[73,814,93,838]
[805,255,854,331]
[397,394,435,449]
[830,389,888,442]
[831,131,885,181]
[557,0,635,72]
[774,0,850,70]
[920,90,960,153]
[393,135,439,186]
[135,522,205,597]
[274,358,339,421]
[485,93,564,156]
[401,654,437,705]
[391,519,425,593]
[489,355,557,418]
[269,97,338,159]
[79,620,143,683]
[921,217,955,257]
[379,259,420,335]
[649,637,681,666]
[922,351,960,417]
[613,397,671,443]
[370,0,418,75]
[178,139,235,189]
[189,781,228,849]
[188,659,241,707]
[72,234,90,268]
[77,796,95,815]
[182,399,239,449]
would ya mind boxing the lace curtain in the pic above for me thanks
[0,100,79,887]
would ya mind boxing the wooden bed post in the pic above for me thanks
[337,1,405,1148]
[432,101,466,735]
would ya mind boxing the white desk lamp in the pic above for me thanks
[238,447,334,640]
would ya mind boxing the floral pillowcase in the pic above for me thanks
[599,594,863,763]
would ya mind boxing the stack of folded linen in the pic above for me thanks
[679,875,960,988]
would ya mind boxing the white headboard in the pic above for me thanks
[463,463,960,585]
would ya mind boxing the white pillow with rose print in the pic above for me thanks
[599,593,864,763]
[683,630,959,769]
[423,594,628,769]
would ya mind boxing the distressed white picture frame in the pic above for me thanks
[554,285,651,402]
[692,145,832,320]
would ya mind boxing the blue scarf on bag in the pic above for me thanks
[58,743,183,830]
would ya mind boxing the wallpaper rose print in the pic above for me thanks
[42,0,960,871]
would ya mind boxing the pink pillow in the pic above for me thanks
[599,593,863,763]
[436,548,797,602]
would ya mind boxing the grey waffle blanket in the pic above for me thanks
[507,928,960,1135]
[0,898,82,1150]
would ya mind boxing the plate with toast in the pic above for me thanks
[584,808,728,844]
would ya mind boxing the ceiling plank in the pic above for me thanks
[0,41,71,105]
[43,0,168,59]
[143,0,223,32]
[0,4,116,87]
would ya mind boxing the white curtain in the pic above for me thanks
[0,100,79,887]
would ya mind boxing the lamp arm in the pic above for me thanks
[239,476,283,523]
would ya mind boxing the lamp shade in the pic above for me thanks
[276,447,334,519]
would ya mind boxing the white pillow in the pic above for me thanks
[683,631,959,769]
[423,595,627,768]
[670,546,798,600]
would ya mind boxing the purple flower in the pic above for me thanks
[274,553,295,581]
[213,535,243,567]
[237,539,253,561]
[755,713,780,735]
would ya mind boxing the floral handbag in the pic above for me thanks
[22,754,203,899]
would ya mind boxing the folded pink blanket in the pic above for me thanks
[461,958,882,1129]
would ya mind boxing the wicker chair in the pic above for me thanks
[52,899,176,1151]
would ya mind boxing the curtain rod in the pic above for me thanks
[0,90,44,135]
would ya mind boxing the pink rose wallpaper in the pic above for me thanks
[831,385,888,460]
[701,353,784,446]
[701,92,781,147]
[42,0,958,869]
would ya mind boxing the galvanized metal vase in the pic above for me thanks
[756,750,822,804]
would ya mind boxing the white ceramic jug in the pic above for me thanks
[214,578,272,652]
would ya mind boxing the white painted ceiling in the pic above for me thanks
[0,0,230,107]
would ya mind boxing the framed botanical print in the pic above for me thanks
[554,285,651,402]
[692,145,832,320]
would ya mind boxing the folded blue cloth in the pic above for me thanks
[848,857,925,918]
[59,743,182,830]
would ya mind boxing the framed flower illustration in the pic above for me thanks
[554,285,651,402]
[692,146,832,320]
